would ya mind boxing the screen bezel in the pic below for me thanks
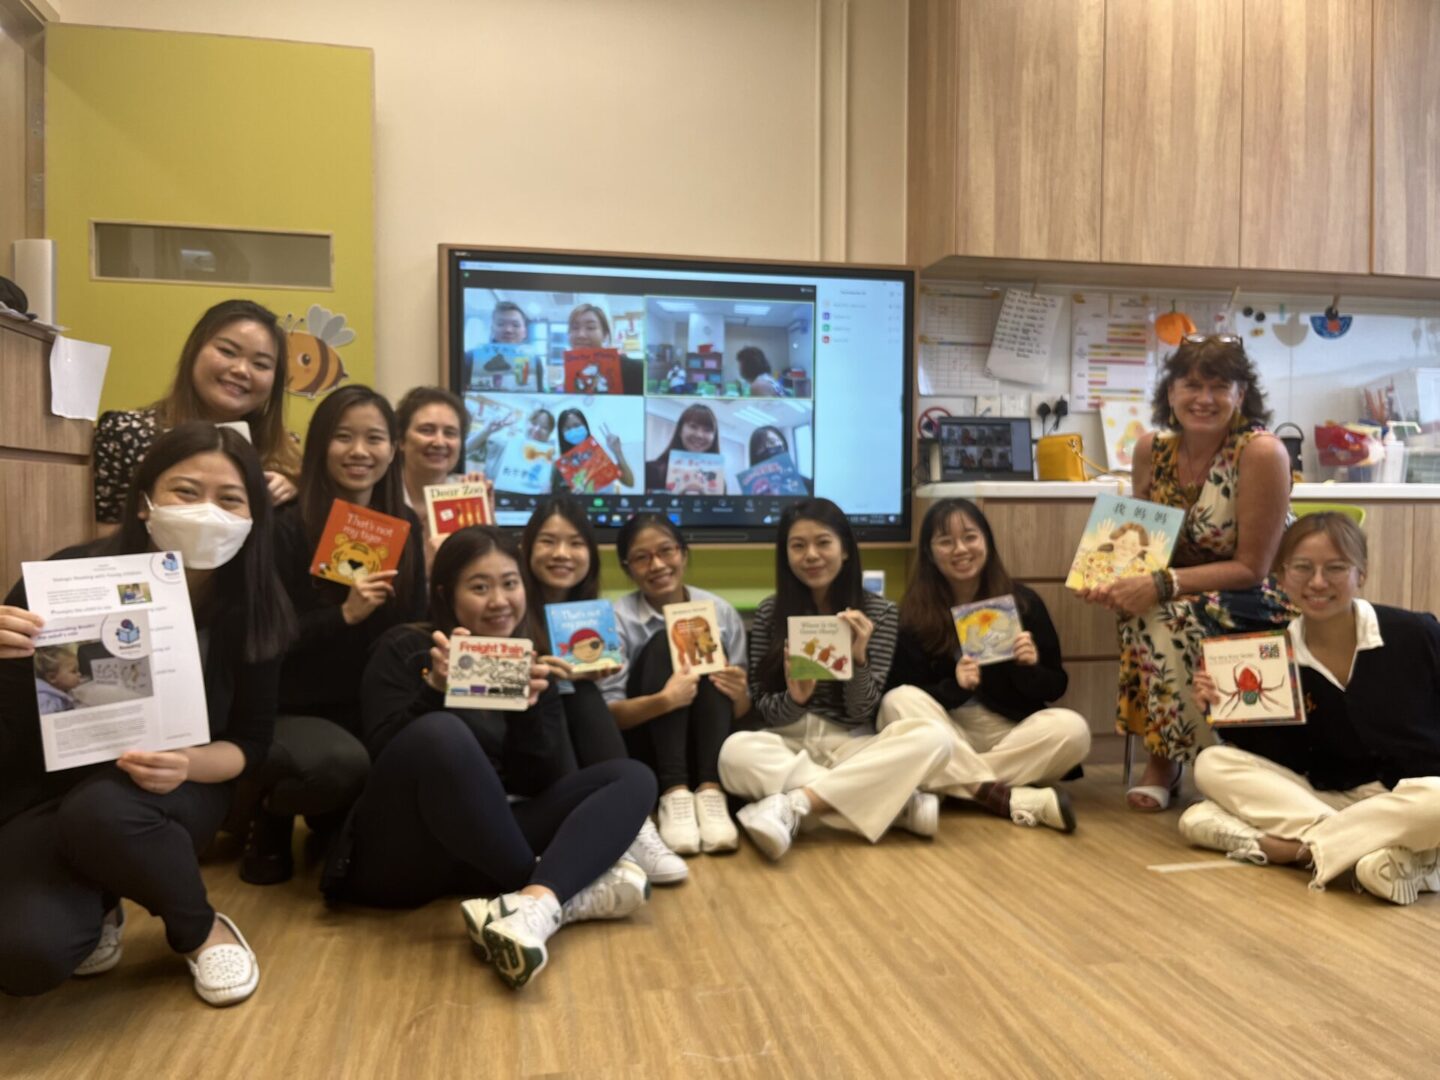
[440,245,916,544]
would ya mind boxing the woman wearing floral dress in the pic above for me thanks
[1076,335,1292,811]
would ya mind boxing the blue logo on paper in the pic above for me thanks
[115,619,141,645]
[162,552,179,572]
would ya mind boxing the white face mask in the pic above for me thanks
[143,496,253,570]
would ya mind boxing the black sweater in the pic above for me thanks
[0,548,278,828]
[884,582,1069,721]
[1220,605,1440,791]
[360,625,566,797]
[273,503,427,728]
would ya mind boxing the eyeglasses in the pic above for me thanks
[625,543,682,570]
[931,536,978,554]
[1182,333,1242,346]
[1282,560,1355,582]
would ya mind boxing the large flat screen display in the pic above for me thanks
[444,248,913,542]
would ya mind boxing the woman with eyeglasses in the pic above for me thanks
[599,514,748,857]
[879,499,1091,832]
[1183,513,1440,904]
[1076,335,1293,811]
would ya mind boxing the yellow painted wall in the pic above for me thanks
[44,24,374,434]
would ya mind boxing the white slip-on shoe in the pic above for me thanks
[627,817,689,884]
[1008,786,1077,833]
[483,893,562,990]
[1178,801,1267,865]
[736,791,807,862]
[894,791,940,838]
[563,858,650,924]
[1354,847,1437,905]
[187,913,259,1007]
[657,789,701,856]
[74,904,125,977]
[695,787,739,853]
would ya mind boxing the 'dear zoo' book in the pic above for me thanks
[544,600,624,673]
[423,481,493,537]
[663,599,726,675]
[445,635,534,711]
[1065,493,1185,591]
[310,500,412,585]
[951,594,1021,666]
[786,615,853,681]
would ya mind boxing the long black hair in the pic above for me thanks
[427,526,525,637]
[749,425,789,466]
[519,494,601,651]
[756,498,864,693]
[296,385,416,610]
[649,403,720,480]
[109,422,295,662]
[900,498,1018,660]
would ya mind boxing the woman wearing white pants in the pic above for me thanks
[719,499,951,860]
[879,499,1090,832]
[1185,513,1440,904]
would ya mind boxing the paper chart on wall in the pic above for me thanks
[1070,293,1156,412]
[916,285,1001,397]
[984,289,1062,386]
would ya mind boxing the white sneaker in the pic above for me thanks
[1008,786,1076,833]
[563,858,650,924]
[186,913,259,1007]
[1178,801,1266,864]
[658,789,701,855]
[1354,847,1440,906]
[736,791,808,862]
[460,895,506,963]
[74,905,125,977]
[894,791,940,838]
[695,787,739,853]
[627,817,689,884]
[483,892,562,989]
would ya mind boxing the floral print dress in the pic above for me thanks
[1116,427,1295,760]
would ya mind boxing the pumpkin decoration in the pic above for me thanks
[1155,306,1197,346]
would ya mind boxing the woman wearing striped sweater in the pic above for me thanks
[719,499,951,860]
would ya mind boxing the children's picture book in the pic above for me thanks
[563,348,624,394]
[555,435,622,493]
[1201,630,1306,726]
[736,452,809,496]
[786,615,853,681]
[445,635,534,711]
[664,599,727,676]
[1065,493,1185,591]
[951,594,1021,666]
[493,437,557,495]
[468,343,540,391]
[544,600,624,673]
[665,451,726,495]
[423,480,493,537]
[1099,399,1150,470]
[310,500,412,585]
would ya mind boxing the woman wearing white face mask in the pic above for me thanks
[0,423,294,1006]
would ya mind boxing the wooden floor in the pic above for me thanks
[7,751,1440,1079]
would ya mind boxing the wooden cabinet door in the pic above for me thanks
[1102,0,1244,267]
[1241,0,1372,273]
[952,0,1104,261]
[1374,0,1440,278]
[907,0,960,268]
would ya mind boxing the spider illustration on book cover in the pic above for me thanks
[1215,663,1288,716]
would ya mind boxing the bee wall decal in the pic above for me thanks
[285,304,355,398]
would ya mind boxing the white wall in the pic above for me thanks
[48,0,908,400]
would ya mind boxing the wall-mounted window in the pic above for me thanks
[92,222,332,288]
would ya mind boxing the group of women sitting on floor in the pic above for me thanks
[2,301,1438,1007]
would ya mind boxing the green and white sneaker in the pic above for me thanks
[483,893,561,989]
[563,858,650,924]
[460,896,507,963]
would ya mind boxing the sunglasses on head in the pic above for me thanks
[1181,333,1242,346]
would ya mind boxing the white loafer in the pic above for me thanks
[187,913,259,1007]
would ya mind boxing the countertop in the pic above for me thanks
[915,481,1440,502]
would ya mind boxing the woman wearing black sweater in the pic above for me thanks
[880,498,1091,832]
[0,424,294,1006]
[1185,513,1440,904]
[328,526,656,990]
[241,386,426,884]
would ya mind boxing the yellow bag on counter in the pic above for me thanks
[1036,433,1113,481]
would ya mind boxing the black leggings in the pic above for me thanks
[563,679,627,767]
[255,713,371,825]
[0,769,230,997]
[623,632,733,791]
[340,712,655,908]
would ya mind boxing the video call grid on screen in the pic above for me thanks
[937,417,1034,481]
[445,250,913,541]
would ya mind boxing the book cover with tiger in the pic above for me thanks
[663,599,726,676]
[309,499,411,586]
[423,480,493,538]
[786,615,853,681]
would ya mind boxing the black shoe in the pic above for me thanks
[240,810,295,885]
